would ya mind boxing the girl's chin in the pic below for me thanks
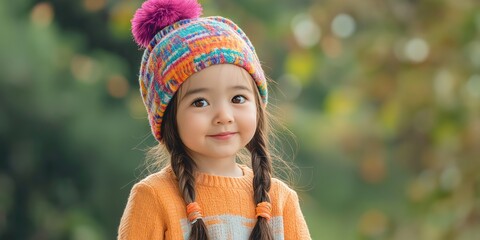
[189,150,241,160]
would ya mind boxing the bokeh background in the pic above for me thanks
[1,0,480,239]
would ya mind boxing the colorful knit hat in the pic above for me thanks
[131,0,268,142]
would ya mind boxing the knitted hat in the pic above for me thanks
[131,0,268,142]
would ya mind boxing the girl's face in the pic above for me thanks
[176,64,258,164]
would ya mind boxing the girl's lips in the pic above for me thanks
[208,132,236,140]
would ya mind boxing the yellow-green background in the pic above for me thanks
[1,0,479,239]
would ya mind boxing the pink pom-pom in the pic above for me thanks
[131,0,202,48]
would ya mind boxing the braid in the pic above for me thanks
[171,151,195,203]
[251,135,272,203]
[162,94,209,240]
[170,151,209,240]
[247,127,274,240]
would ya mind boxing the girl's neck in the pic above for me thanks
[191,155,243,177]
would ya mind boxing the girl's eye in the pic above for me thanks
[232,95,246,104]
[192,98,209,108]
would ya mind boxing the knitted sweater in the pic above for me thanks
[118,164,311,240]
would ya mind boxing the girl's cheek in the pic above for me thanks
[240,105,258,125]
[185,111,209,125]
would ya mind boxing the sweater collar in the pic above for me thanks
[195,164,253,188]
[165,164,254,189]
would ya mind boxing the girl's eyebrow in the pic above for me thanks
[230,85,253,92]
[181,85,252,101]
[181,87,209,101]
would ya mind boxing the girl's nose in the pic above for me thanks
[214,104,234,125]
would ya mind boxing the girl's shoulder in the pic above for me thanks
[131,165,180,199]
[271,177,293,189]
[271,176,297,198]
[138,165,177,188]
[240,165,298,200]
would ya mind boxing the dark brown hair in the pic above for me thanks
[160,92,210,239]
[147,73,294,240]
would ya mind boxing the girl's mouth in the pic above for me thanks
[208,132,237,140]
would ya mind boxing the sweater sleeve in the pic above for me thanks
[118,182,165,240]
[283,190,311,240]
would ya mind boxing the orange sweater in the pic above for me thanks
[118,164,311,239]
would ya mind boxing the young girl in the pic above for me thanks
[118,0,311,239]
